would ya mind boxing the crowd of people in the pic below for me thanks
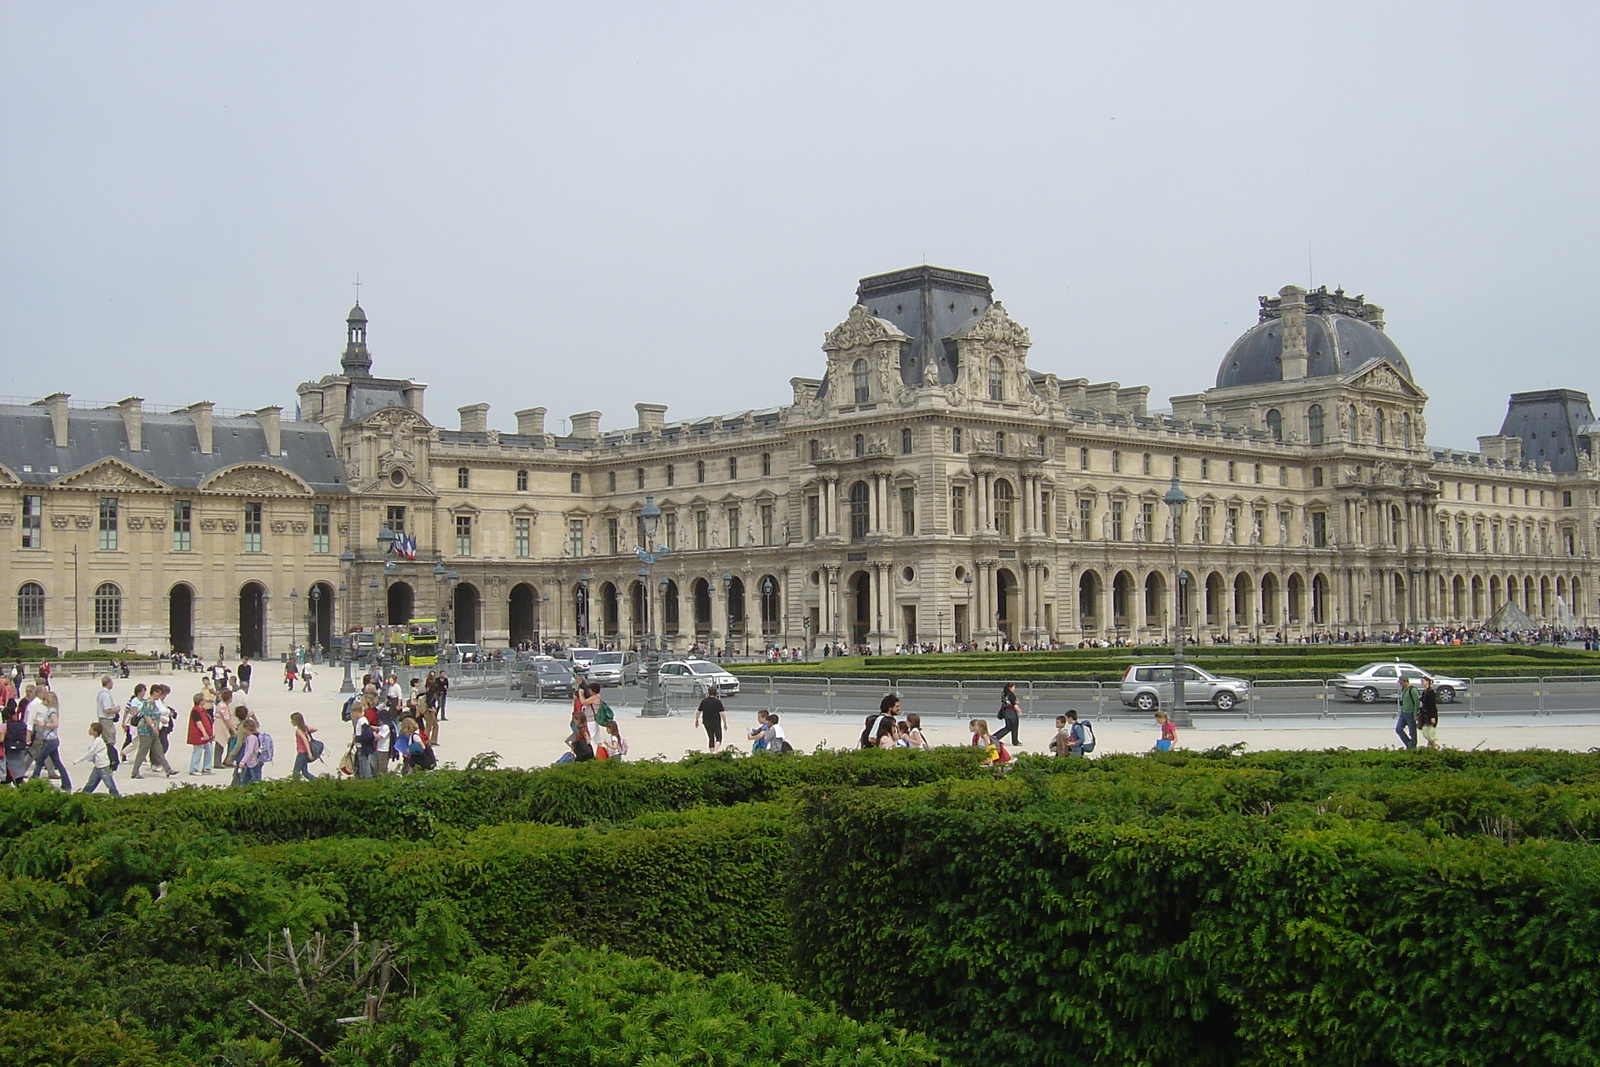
[558,681,627,763]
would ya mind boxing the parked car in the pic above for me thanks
[516,660,578,700]
[1333,662,1466,704]
[446,643,483,663]
[586,650,640,686]
[1119,663,1251,711]
[567,648,600,673]
[658,659,740,697]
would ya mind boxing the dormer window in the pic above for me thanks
[853,359,870,404]
[987,357,1004,401]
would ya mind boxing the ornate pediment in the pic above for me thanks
[199,464,314,496]
[360,406,430,434]
[950,301,1031,348]
[823,304,910,351]
[56,458,169,491]
[0,464,17,486]
[1346,360,1424,398]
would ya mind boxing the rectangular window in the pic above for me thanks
[514,516,530,557]
[243,502,262,553]
[1111,450,1121,474]
[21,494,42,548]
[172,502,192,550]
[727,506,740,547]
[97,497,118,550]
[457,467,470,489]
[571,472,583,494]
[386,505,406,535]
[1079,447,1090,471]
[901,428,913,454]
[900,487,916,536]
[729,456,738,480]
[1039,491,1051,535]
[760,503,774,546]
[1142,453,1152,475]
[1200,458,1210,480]
[517,469,529,492]
[761,453,772,477]
[311,503,329,553]
[1198,505,1213,544]
[567,519,584,557]
[636,468,645,490]
[607,516,620,555]
[1228,461,1237,482]
[1279,465,1288,486]
[666,464,675,487]
[456,515,473,556]
[696,460,706,483]
[1254,464,1263,484]
[608,471,617,493]
[1311,512,1328,548]
[695,511,708,550]
[1226,506,1240,544]
[1110,499,1124,541]
[1563,490,1573,507]
[1079,497,1092,539]
[951,485,967,535]
[952,427,963,452]
[1253,507,1266,542]
[1141,501,1155,542]
[665,513,678,551]
[807,496,820,540]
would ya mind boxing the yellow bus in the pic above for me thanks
[375,619,439,667]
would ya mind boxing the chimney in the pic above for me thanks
[253,406,283,457]
[515,407,547,436]
[636,403,667,433]
[569,410,601,440]
[458,403,490,434]
[1278,285,1308,380]
[401,384,426,415]
[181,402,215,454]
[36,393,70,447]
[1085,382,1121,412]
[117,397,144,452]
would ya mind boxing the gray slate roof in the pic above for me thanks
[0,405,347,494]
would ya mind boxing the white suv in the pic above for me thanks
[658,659,740,697]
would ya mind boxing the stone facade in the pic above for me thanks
[4,267,1598,656]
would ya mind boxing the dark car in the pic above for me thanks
[517,660,577,700]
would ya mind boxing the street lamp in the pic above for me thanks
[1164,475,1193,728]
[308,584,323,662]
[761,575,776,654]
[338,548,357,691]
[577,571,592,644]
[635,495,669,716]
[289,588,299,663]
[721,571,734,659]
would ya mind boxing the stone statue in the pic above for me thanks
[781,516,790,544]
[1062,514,1076,540]
[1224,513,1237,543]
[1279,514,1289,546]
[921,358,940,387]
[1338,406,1350,439]
[711,525,721,549]
[1132,512,1147,542]
[1250,518,1262,546]
[1100,513,1111,540]
[589,530,597,554]
[746,518,755,546]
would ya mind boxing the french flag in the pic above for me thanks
[393,532,418,561]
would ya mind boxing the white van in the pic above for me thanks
[586,650,640,686]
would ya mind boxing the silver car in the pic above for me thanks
[658,659,740,697]
[516,660,577,700]
[587,650,640,686]
[1119,663,1251,711]
[1333,662,1466,704]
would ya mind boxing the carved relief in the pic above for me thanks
[51,515,69,529]
[290,521,308,534]
[221,519,239,533]
[209,469,305,496]
[126,516,146,530]
[74,515,92,529]
[270,520,288,534]
[56,460,166,491]
[950,301,1031,348]
[200,519,218,532]
[150,517,168,531]
[823,304,909,351]
[0,514,12,528]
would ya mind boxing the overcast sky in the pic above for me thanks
[3,2,1596,452]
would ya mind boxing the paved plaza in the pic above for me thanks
[11,670,1595,796]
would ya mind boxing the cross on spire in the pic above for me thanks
[352,271,362,304]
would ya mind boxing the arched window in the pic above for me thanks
[1307,404,1324,445]
[852,359,870,404]
[16,582,44,638]
[93,582,121,636]
[696,460,706,483]
[854,433,865,458]
[1375,408,1387,447]
[1265,408,1282,441]
[1401,411,1413,448]
[516,469,529,491]
[901,428,912,454]
[849,481,870,541]
[1348,405,1359,440]
[570,471,582,493]
[761,452,771,476]
[987,357,1004,401]
[993,479,1015,537]
[995,430,1006,455]
[457,467,470,489]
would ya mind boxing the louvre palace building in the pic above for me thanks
[3,265,1598,659]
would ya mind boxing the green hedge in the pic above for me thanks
[790,773,1600,1066]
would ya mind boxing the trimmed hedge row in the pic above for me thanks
[790,779,1600,1066]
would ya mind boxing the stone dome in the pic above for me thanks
[1216,287,1411,389]
[347,303,368,323]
